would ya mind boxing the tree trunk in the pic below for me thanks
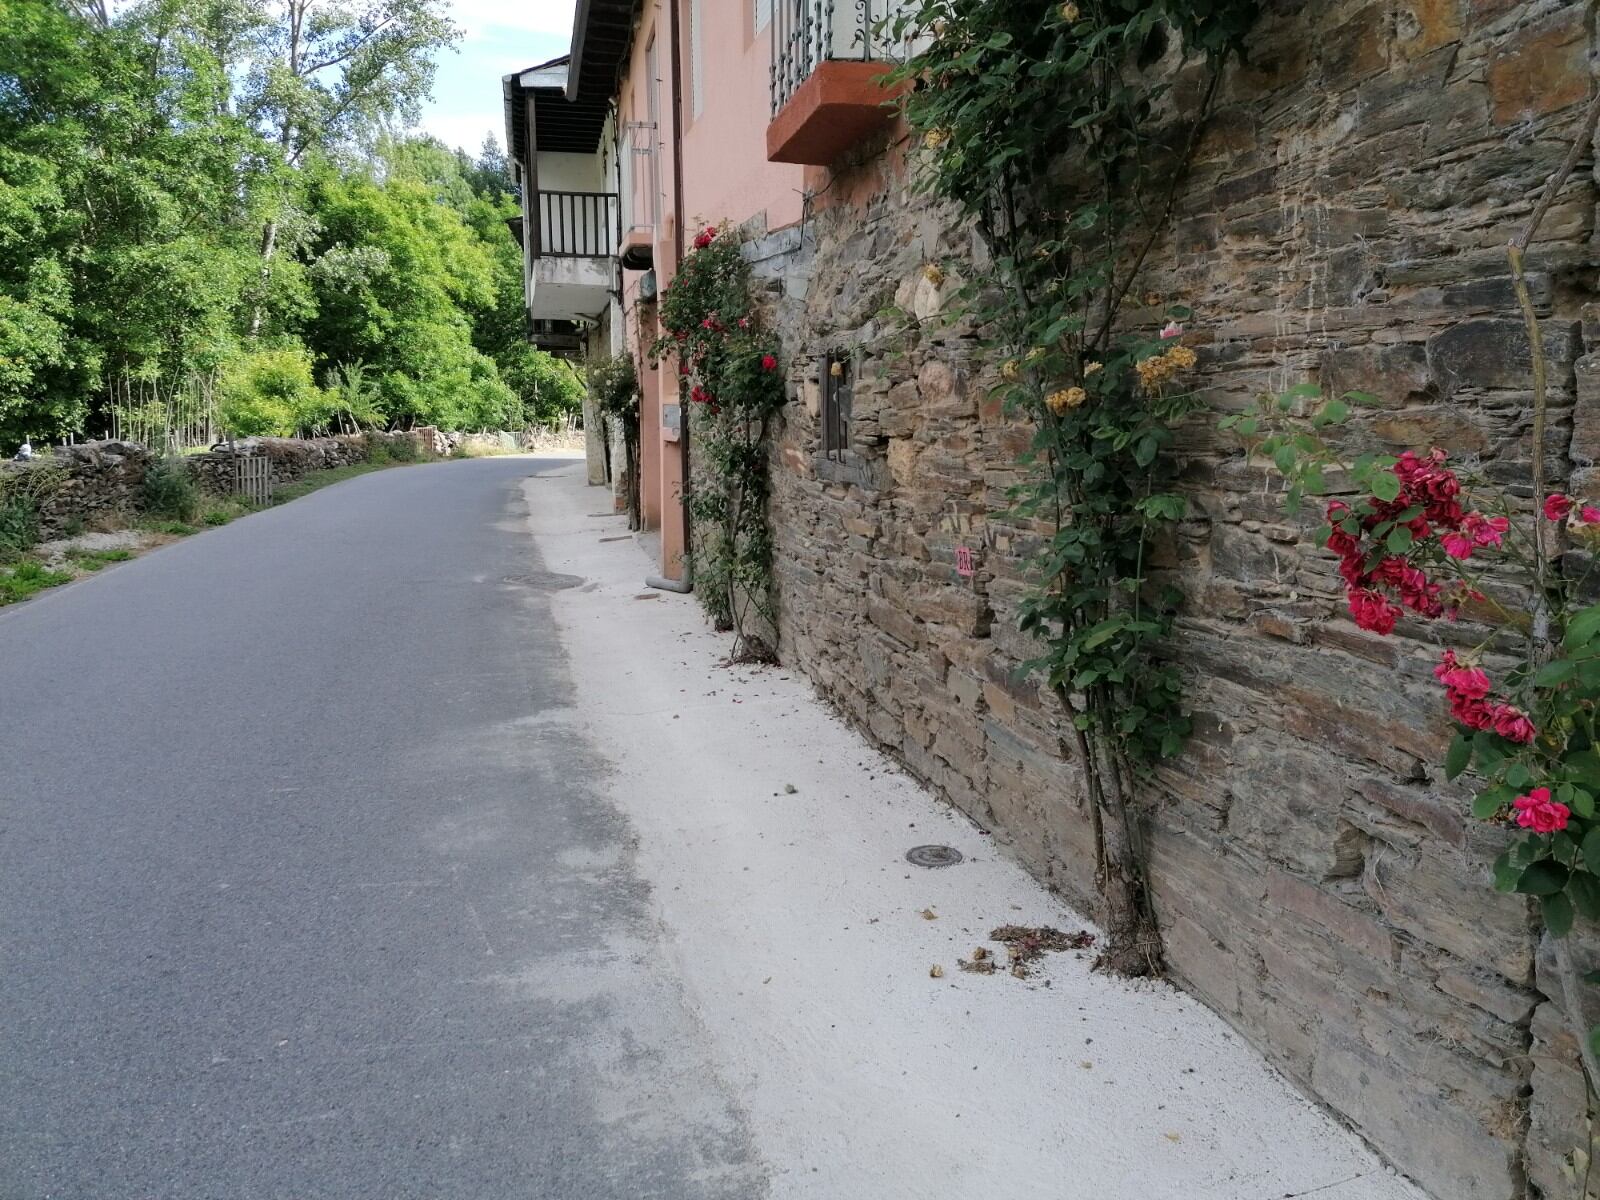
[248,217,278,338]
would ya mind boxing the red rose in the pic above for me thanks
[1545,493,1573,521]
[1513,787,1569,833]
[761,354,777,371]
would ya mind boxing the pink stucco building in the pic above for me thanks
[502,0,896,583]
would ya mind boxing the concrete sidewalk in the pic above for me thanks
[526,463,1425,1200]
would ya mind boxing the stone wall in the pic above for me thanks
[758,3,1600,1197]
[185,435,372,495]
[0,441,155,536]
[2,434,389,536]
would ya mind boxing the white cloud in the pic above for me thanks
[450,0,577,42]
[418,110,506,154]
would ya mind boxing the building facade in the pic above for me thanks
[502,3,1600,1197]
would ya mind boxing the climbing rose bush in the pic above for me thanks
[1223,393,1600,947]
[649,221,784,660]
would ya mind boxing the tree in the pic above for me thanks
[244,0,459,333]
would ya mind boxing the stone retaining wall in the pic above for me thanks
[0,431,441,536]
[752,3,1600,1196]
[184,435,371,495]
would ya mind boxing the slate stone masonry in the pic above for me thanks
[750,3,1600,1196]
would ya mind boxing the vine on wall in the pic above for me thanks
[652,226,785,660]
[883,0,1258,974]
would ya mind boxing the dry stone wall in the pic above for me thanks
[2,434,386,536]
[756,3,1600,1196]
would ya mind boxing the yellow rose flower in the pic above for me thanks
[1001,359,1021,381]
[1060,2,1079,21]
[923,264,945,285]
[1045,386,1086,415]
[1084,361,1103,376]
[922,127,951,150]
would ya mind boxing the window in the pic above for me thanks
[755,0,771,33]
[822,351,851,459]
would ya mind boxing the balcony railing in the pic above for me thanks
[770,0,892,114]
[534,190,620,259]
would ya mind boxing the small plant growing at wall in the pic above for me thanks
[883,0,1258,974]
[587,351,642,531]
[652,226,786,661]
[0,459,65,561]
[649,225,787,659]
[141,455,201,523]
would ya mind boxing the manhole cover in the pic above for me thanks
[501,572,584,591]
[906,844,963,868]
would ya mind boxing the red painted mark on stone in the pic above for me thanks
[955,546,974,578]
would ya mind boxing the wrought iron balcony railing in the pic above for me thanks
[533,190,620,259]
[770,0,893,115]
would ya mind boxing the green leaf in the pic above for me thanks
[1505,762,1533,789]
[1473,785,1512,819]
[1583,827,1600,876]
[1564,604,1600,653]
[1517,859,1569,896]
[1445,734,1471,781]
[1542,890,1575,936]
[1386,526,1413,553]
[1492,852,1520,893]
[1369,471,1401,503]
[1534,659,1577,687]
[1569,871,1600,920]
[1589,1025,1600,1064]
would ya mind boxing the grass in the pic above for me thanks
[65,548,135,571]
[0,559,73,605]
[270,460,396,504]
[137,518,200,536]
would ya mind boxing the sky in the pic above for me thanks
[415,0,579,155]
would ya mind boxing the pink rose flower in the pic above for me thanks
[1434,650,1492,699]
[1490,704,1536,745]
[1545,493,1573,521]
[1513,786,1570,834]
[1348,588,1400,635]
[1440,531,1474,560]
[1464,511,1509,549]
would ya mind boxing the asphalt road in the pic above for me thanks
[0,459,764,1200]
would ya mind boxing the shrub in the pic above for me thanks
[311,361,383,436]
[219,346,324,437]
[141,455,200,521]
[385,434,419,462]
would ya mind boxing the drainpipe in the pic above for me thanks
[648,0,693,595]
